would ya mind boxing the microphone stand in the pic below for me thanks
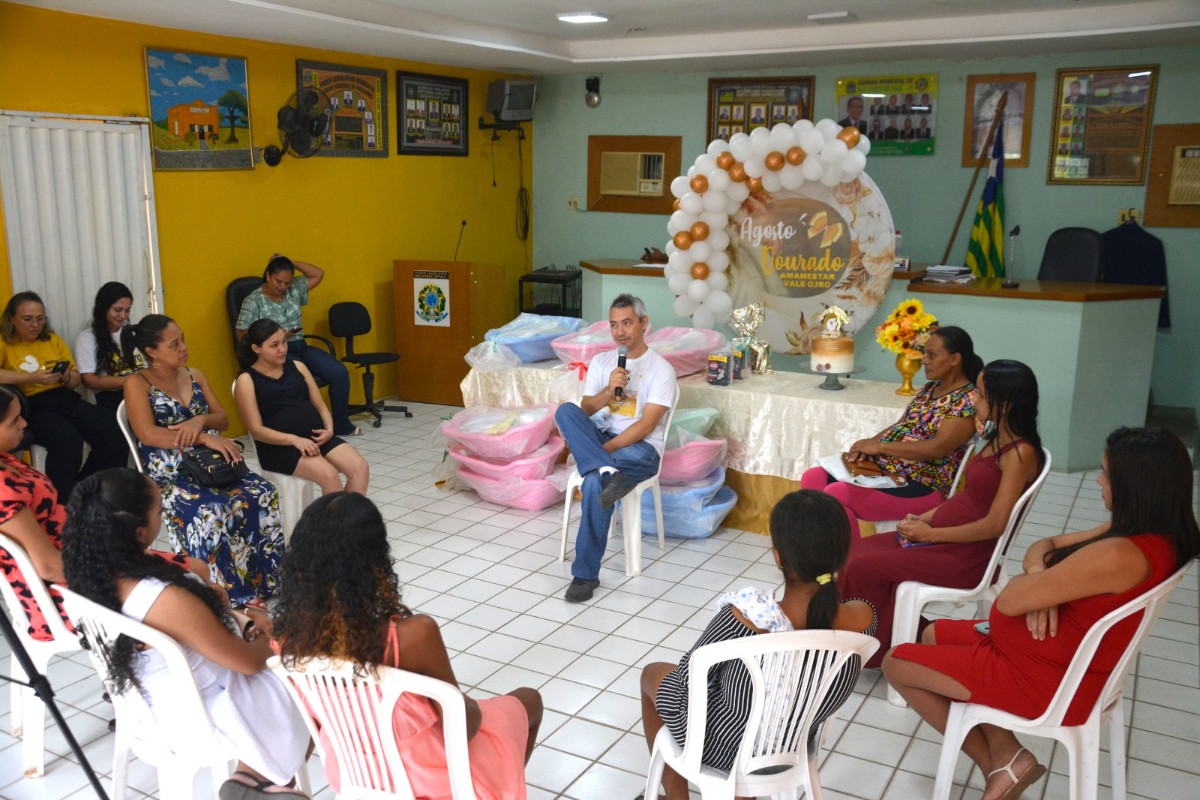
[0,607,108,798]
[1001,224,1020,289]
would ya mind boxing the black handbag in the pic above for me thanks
[179,446,249,488]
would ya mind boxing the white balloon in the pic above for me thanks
[856,135,871,155]
[689,240,712,262]
[709,250,730,272]
[726,197,742,215]
[842,149,867,175]
[667,217,681,236]
[792,118,815,134]
[728,182,750,201]
[821,139,849,163]
[670,175,690,198]
[665,241,678,255]
[703,190,727,212]
[708,268,729,291]
[729,133,754,162]
[706,290,733,317]
[816,118,841,138]
[692,306,716,330]
[761,171,783,192]
[801,157,825,181]
[668,250,690,272]
[707,168,731,192]
[700,210,727,230]
[708,229,730,252]
[820,168,843,186]
[749,127,773,155]
[687,165,696,177]
[780,163,805,190]
[799,129,826,155]
[770,123,796,151]
[694,154,718,174]
[670,210,697,232]
[667,273,690,294]
[680,192,704,215]
[707,138,731,156]
[687,279,711,302]
[673,295,697,317]
[745,158,767,179]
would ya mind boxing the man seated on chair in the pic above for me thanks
[236,254,360,437]
[555,294,677,604]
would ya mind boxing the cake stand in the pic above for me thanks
[797,365,866,391]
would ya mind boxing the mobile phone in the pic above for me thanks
[974,621,991,635]
[49,360,70,374]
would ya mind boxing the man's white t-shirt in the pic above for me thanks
[582,346,678,456]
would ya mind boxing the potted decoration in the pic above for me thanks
[875,298,938,395]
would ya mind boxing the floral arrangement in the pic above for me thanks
[875,298,938,357]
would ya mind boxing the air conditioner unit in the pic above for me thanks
[600,151,664,196]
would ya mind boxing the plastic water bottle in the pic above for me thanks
[894,230,904,257]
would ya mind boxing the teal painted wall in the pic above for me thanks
[532,45,1200,410]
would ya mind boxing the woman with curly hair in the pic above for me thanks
[274,492,542,798]
[62,468,310,799]
[74,282,146,412]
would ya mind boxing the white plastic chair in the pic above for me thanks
[645,629,879,800]
[58,585,237,799]
[558,404,675,577]
[115,400,145,474]
[932,562,1192,800]
[269,654,477,800]
[0,532,80,778]
[231,380,320,541]
[887,447,1052,706]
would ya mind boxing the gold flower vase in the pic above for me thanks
[895,353,922,396]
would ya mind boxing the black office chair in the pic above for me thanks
[1036,227,1105,282]
[328,301,412,427]
[224,276,335,388]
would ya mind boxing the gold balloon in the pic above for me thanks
[728,163,747,182]
[690,175,709,193]
[716,152,736,170]
[673,231,694,250]
[764,151,785,171]
[837,126,861,148]
[690,262,710,280]
[747,176,763,193]
[690,221,710,241]
[786,146,806,166]
[672,198,681,211]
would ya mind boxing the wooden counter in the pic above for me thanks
[579,258,666,277]
[910,277,1165,302]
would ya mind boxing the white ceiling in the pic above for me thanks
[11,0,1200,73]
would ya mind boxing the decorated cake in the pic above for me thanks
[811,305,855,374]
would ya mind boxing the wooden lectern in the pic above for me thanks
[394,260,511,405]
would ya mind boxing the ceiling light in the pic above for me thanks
[807,11,857,24]
[558,12,608,24]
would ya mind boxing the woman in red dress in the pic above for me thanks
[840,359,1042,667]
[883,427,1199,800]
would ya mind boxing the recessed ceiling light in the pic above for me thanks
[558,12,608,24]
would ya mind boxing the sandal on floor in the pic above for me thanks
[219,771,308,800]
[987,747,1047,800]
[345,426,364,437]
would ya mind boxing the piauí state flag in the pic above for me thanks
[964,120,1006,278]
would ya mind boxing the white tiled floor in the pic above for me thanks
[1,400,1197,799]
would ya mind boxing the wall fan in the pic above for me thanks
[262,88,332,166]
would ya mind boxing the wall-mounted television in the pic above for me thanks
[486,79,537,122]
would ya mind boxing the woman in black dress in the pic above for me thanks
[234,319,368,494]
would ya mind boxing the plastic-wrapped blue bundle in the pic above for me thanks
[484,313,585,363]
[628,467,737,539]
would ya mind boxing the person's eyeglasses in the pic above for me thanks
[19,315,47,324]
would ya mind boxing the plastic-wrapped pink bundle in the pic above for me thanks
[550,320,653,366]
[449,436,564,481]
[660,436,728,485]
[646,327,728,376]
[456,465,568,511]
[440,404,556,460]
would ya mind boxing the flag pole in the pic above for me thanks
[941,91,1008,265]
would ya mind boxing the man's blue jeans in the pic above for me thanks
[287,338,355,435]
[555,403,659,581]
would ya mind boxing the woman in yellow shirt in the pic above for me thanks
[0,291,127,498]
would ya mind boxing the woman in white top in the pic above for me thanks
[61,468,309,798]
[74,282,145,412]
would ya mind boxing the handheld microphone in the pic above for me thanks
[614,345,628,398]
[1002,224,1021,289]
[453,219,467,261]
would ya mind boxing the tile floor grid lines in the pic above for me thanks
[0,400,1196,799]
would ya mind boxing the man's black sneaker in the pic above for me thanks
[599,471,637,508]
[564,578,600,603]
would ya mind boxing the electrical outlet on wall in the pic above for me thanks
[1117,207,1140,224]
[566,197,580,210]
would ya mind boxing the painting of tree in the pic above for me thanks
[218,89,248,144]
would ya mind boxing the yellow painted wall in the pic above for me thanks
[0,2,532,426]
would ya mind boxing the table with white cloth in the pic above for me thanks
[461,364,910,534]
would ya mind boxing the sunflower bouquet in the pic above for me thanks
[875,298,938,357]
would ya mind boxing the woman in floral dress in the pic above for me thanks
[122,314,283,604]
